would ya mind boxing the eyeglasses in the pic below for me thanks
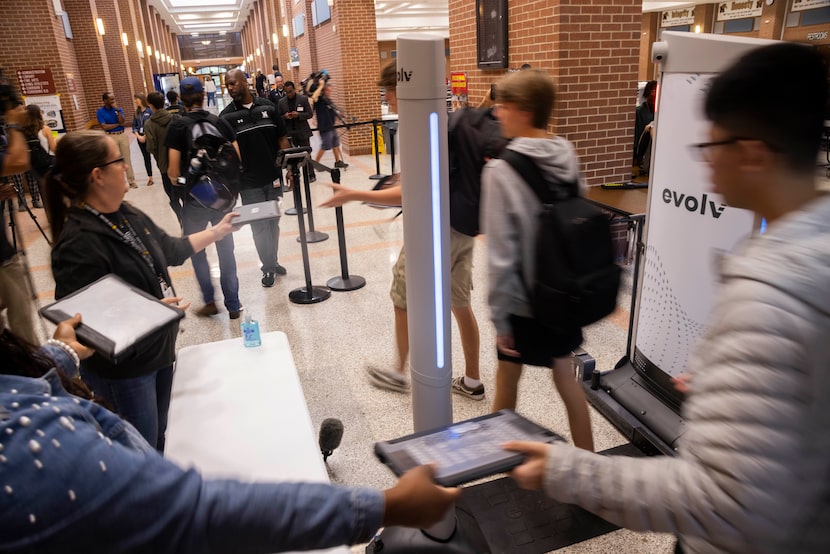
[96,157,125,169]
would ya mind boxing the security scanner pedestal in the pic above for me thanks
[577,32,771,456]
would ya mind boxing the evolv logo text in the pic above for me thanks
[397,68,412,82]
[662,188,726,219]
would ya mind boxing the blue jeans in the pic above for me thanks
[182,203,241,311]
[79,365,174,451]
[240,184,282,273]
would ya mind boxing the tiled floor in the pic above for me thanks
[14,131,682,553]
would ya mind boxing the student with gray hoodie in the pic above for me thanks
[481,69,594,451]
[145,91,183,224]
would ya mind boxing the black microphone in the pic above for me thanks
[318,418,344,462]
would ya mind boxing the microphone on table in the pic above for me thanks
[319,418,344,462]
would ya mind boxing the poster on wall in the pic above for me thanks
[24,94,65,133]
[289,47,300,68]
[716,1,763,21]
[633,71,755,380]
[450,72,468,110]
[662,7,695,27]
[792,0,830,11]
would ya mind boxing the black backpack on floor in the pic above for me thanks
[501,149,621,330]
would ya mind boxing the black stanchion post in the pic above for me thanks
[297,163,328,243]
[279,148,331,305]
[370,118,384,180]
[388,122,397,174]
[326,168,366,291]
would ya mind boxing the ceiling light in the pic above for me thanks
[147,45,153,56]
[95,18,105,36]
[282,24,288,37]
[121,32,129,46]
[136,40,143,56]
[201,40,211,45]
[272,32,278,44]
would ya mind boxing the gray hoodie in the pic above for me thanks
[481,136,581,335]
[144,108,175,173]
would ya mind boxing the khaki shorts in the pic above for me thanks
[390,229,475,309]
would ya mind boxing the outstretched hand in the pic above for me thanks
[53,313,95,360]
[503,441,551,491]
[382,464,461,529]
[319,182,353,208]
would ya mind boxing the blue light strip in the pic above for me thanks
[429,112,444,369]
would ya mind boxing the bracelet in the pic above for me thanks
[46,339,81,372]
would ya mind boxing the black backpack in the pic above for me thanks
[26,136,54,177]
[501,149,621,330]
[182,116,241,212]
[448,107,506,236]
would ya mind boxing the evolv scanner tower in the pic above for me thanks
[370,34,483,553]
[397,34,453,436]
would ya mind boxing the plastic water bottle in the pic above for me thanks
[241,313,261,348]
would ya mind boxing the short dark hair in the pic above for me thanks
[101,92,111,102]
[166,90,179,105]
[704,43,828,173]
[643,80,658,99]
[284,81,295,89]
[180,91,203,108]
[147,92,165,110]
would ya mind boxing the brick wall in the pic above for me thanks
[0,0,91,131]
[449,0,641,186]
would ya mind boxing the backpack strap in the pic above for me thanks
[500,149,574,203]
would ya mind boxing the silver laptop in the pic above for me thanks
[232,200,281,226]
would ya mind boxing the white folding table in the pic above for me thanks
[165,331,350,554]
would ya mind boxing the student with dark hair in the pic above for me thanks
[132,93,154,187]
[145,91,183,224]
[0,311,461,552]
[634,80,658,168]
[166,77,243,319]
[277,80,315,181]
[166,90,185,115]
[505,43,830,553]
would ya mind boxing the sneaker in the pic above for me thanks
[128,183,138,189]
[228,305,244,320]
[451,376,485,401]
[274,264,287,276]
[334,160,349,169]
[261,272,275,287]
[195,302,219,317]
[366,367,409,393]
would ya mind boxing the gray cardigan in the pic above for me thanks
[539,194,830,553]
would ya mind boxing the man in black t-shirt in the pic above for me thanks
[166,77,244,319]
[277,81,315,182]
[220,68,290,287]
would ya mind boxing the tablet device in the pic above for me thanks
[39,274,185,364]
[232,200,281,226]
[374,410,562,486]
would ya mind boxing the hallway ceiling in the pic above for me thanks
[150,0,711,58]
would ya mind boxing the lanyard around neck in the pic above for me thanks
[81,204,160,277]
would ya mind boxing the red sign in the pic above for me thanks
[17,68,56,96]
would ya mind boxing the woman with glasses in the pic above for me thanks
[41,130,240,450]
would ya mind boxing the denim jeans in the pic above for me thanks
[182,203,241,311]
[79,364,174,451]
[240,184,282,273]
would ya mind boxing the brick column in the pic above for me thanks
[63,0,113,117]
[640,12,660,81]
[0,0,92,130]
[95,0,137,122]
[449,0,640,186]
